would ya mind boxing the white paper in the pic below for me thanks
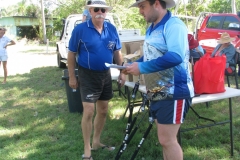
[105,63,126,69]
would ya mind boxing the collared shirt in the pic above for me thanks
[0,36,11,56]
[69,20,121,71]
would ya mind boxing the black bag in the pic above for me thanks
[237,51,240,64]
[190,49,203,59]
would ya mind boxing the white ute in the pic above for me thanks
[56,14,145,68]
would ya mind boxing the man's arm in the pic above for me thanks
[9,40,16,45]
[4,40,16,48]
[67,51,78,89]
[113,50,123,66]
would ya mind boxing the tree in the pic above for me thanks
[3,0,240,40]
[25,4,39,17]
[52,0,147,34]
[207,0,231,13]
[17,0,28,16]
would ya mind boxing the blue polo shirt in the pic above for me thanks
[69,20,121,71]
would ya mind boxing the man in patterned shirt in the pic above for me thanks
[123,0,194,159]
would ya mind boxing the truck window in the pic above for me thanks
[222,16,240,30]
[206,16,223,29]
[75,20,82,27]
[66,22,70,35]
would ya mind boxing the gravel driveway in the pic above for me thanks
[0,43,57,77]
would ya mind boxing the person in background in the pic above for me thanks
[123,0,194,159]
[82,1,92,22]
[67,0,125,160]
[211,32,236,74]
[0,27,16,84]
[188,33,204,60]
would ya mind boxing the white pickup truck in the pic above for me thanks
[56,14,145,68]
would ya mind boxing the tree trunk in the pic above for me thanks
[41,0,47,43]
[232,0,236,14]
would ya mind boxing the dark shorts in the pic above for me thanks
[150,98,192,124]
[78,66,113,103]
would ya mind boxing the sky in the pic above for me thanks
[0,0,58,12]
[0,0,31,8]
[0,0,43,8]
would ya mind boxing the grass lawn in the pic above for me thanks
[0,65,240,160]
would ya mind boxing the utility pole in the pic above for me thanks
[41,0,47,43]
[231,0,236,14]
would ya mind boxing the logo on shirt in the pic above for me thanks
[153,30,163,35]
[107,41,115,50]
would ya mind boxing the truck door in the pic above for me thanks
[65,18,82,54]
[64,21,71,56]
[57,20,71,59]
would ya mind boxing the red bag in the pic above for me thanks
[193,54,226,94]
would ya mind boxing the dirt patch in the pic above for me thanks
[0,44,58,77]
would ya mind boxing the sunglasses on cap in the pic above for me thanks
[93,8,106,13]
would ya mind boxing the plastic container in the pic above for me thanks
[62,69,83,113]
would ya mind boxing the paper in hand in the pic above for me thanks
[105,63,126,69]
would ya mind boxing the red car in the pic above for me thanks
[195,12,240,54]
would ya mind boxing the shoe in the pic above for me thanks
[82,154,92,160]
[91,145,115,151]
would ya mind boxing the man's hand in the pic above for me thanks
[69,76,78,89]
[67,51,78,90]
[124,62,140,76]
[118,73,126,87]
[121,63,131,75]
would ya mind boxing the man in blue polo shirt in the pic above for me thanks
[123,0,194,159]
[68,0,125,159]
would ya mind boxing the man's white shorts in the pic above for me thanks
[0,55,8,61]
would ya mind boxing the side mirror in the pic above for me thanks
[62,19,66,25]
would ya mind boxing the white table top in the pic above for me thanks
[120,36,145,43]
[124,81,240,104]
[192,87,240,104]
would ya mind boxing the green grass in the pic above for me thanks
[0,65,240,160]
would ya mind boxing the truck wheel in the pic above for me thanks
[57,51,66,68]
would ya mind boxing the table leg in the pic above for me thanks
[122,86,131,120]
[229,98,233,157]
